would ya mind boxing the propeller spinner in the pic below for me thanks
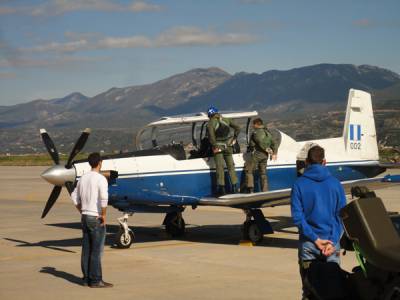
[39,128,91,218]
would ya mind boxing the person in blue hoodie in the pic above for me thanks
[291,145,346,296]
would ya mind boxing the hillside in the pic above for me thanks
[0,63,399,154]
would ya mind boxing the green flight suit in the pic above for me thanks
[245,126,277,192]
[207,114,241,187]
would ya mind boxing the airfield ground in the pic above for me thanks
[1,166,399,300]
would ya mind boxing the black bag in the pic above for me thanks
[304,261,350,300]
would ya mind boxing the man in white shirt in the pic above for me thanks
[71,152,113,288]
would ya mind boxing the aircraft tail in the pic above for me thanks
[342,89,379,161]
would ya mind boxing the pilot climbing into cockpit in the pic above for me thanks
[207,106,241,196]
[245,118,277,193]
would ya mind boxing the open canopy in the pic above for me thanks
[135,111,258,150]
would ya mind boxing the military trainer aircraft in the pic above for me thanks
[39,89,400,247]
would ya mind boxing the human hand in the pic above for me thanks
[272,154,277,161]
[97,215,106,226]
[322,243,336,257]
[314,238,333,251]
[213,147,221,154]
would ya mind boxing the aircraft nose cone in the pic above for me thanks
[41,165,76,186]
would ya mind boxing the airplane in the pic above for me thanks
[39,89,400,248]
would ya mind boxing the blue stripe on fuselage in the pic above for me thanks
[108,163,379,209]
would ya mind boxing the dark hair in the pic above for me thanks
[307,146,325,164]
[88,152,102,168]
[253,118,263,125]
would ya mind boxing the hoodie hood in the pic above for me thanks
[303,164,331,182]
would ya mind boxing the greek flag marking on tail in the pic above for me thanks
[349,124,362,141]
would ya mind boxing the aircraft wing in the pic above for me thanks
[199,188,292,209]
[198,175,400,209]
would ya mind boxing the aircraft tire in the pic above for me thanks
[115,228,134,249]
[165,212,185,237]
[243,220,264,244]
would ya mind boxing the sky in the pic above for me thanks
[0,0,399,105]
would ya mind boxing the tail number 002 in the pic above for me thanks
[350,142,361,150]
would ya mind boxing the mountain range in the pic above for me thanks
[0,63,399,154]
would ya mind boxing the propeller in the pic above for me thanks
[40,129,59,164]
[66,128,91,168]
[40,128,91,218]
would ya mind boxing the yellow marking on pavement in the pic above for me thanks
[239,240,254,246]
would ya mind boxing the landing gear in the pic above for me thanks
[241,209,274,244]
[115,213,135,249]
[164,211,186,237]
[243,220,264,244]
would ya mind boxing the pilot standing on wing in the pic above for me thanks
[71,152,113,288]
[244,118,277,193]
[207,106,241,196]
[290,146,346,298]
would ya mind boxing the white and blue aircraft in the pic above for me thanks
[39,89,399,247]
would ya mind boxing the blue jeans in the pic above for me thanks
[81,215,106,284]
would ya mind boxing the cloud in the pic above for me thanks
[129,1,162,12]
[154,27,257,47]
[0,6,16,14]
[0,71,16,79]
[22,27,259,53]
[353,19,374,28]
[0,0,162,16]
[27,40,91,53]
[239,0,271,4]
[0,55,107,69]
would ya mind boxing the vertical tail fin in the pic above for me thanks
[343,89,379,160]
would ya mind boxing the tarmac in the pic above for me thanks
[0,166,399,300]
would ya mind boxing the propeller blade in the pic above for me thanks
[66,128,91,168]
[40,129,59,165]
[65,181,75,195]
[41,185,62,219]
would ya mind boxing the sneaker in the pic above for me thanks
[89,280,113,288]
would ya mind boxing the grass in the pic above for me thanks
[0,153,88,166]
[379,148,400,163]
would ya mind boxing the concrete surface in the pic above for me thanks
[0,166,399,300]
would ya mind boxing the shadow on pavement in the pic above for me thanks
[4,216,298,251]
[4,237,78,253]
[40,267,82,286]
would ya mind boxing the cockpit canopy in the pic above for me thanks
[135,111,281,160]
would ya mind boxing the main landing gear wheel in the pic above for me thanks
[164,212,186,238]
[242,220,264,244]
[115,228,134,249]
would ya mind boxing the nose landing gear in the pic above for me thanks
[115,213,135,249]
